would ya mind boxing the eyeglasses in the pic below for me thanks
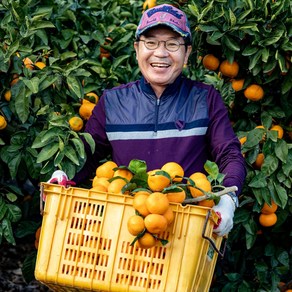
[138,39,185,52]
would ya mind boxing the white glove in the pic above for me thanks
[47,170,76,187]
[42,170,75,202]
[212,193,238,236]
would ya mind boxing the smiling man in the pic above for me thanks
[50,4,246,237]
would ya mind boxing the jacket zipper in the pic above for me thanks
[154,98,160,134]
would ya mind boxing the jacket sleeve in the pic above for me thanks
[73,95,112,185]
[206,86,246,195]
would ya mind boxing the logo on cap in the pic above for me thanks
[147,5,184,19]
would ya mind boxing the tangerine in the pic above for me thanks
[239,136,247,145]
[0,116,7,130]
[231,79,245,91]
[23,57,34,70]
[79,102,95,120]
[137,232,156,249]
[253,153,264,170]
[161,162,184,182]
[92,176,110,189]
[10,74,19,86]
[244,84,264,101]
[146,192,169,214]
[144,213,168,234]
[261,200,278,214]
[4,90,11,102]
[35,61,46,69]
[127,215,145,236]
[113,168,133,182]
[259,213,277,227]
[69,116,84,132]
[147,169,171,191]
[219,60,239,78]
[96,161,118,179]
[202,54,220,71]
[198,199,215,208]
[143,0,157,10]
[270,125,284,139]
[188,172,211,198]
[163,207,174,225]
[107,178,127,194]
[133,193,150,217]
[166,187,186,203]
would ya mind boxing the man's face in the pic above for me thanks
[134,27,192,95]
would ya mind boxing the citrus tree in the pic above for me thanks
[0,0,291,290]
[182,0,292,291]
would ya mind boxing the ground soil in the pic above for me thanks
[0,242,49,292]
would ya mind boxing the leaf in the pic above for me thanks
[80,133,95,153]
[222,35,240,51]
[30,20,55,30]
[163,187,185,198]
[228,8,237,27]
[245,230,257,250]
[8,154,22,179]
[39,75,58,91]
[15,221,40,238]
[128,159,147,174]
[277,251,289,267]
[242,45,258,56]
[273,182,288,208]
[36,143,59,163]
[204,160,219,180]
[6,204,22,223]
[64,144,80,165]
[248,50,263,71]
[5,192,18,202]
[66,75,83,99]
[21,251,37,283]
[60,51,77,61]
[244,128,265,148]
[22,77,40,93]
[112,55,130,70]
[0,197,8,221]
[248,173,267,188]
[198,24,218,33]
[188,4,200,17]
[40,160,55,175]
[275,139,288,162]
[225,273,241,282]
[2,218,16,245]
[71,138,85,159]
[32,128,63,148]
[261,155,279,176]
[259,27,285,46]
[15,85,30,123]
[54,150,65,166]
[152,170,171,180]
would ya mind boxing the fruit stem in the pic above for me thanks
[182,186,238,204]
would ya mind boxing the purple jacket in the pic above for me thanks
[74,74,246,194]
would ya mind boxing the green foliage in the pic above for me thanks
[183,0,292,290]
[0,183,22,245]
[0,0,291,290]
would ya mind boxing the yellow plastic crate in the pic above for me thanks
[35,183,223,292]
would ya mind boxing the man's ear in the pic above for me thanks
[184,45,192,65]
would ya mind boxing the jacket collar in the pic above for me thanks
[140,74,183,99]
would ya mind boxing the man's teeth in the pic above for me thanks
[151,63,169,68]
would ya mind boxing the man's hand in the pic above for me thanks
[212,192,238,237]
[47,170,76,187]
